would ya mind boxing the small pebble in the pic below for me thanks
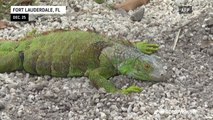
[0,101,5,111]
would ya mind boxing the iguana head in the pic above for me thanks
[118,55,166,81]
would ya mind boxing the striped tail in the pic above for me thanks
[0,41,23,72]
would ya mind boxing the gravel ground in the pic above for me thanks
[0,0,213,119]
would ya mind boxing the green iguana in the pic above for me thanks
[0,30,166,94]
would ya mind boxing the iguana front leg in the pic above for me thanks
[88,67,118,93]
[88,67,142,94]
[134,41,159,55]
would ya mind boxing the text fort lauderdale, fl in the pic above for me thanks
[12,7,61,13]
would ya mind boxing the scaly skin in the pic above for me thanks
[0,30,166,94]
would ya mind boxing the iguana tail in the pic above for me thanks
[0,41,23,72]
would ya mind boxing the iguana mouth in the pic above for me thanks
[150,68,167,81]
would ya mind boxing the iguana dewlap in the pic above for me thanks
[0,31,166,94]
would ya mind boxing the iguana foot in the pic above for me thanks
[135,42,159,55]
[120,85,143,94]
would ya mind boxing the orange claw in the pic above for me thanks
[114,0,150,12]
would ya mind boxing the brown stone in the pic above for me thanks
[114,0,150,12]
[0,21,7,29]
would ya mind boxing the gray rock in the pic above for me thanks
[97,103,104,108]
[174,0,188,6]
[207,47,213,56]
[115,8,129,17]
[0,112,11,120]
[99,112,107,119]
[0,101,5,111]
[130,8,145,22]
[44,90,55,99]
[210,27,213,34]
[110,104,118,111]
[205,18,213,27]
[127,104,133,113]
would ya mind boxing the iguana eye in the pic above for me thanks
[144,63,151,69]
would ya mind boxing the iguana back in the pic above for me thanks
[13,31,112,76]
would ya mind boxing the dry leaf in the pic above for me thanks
[19,0,34,5]
[114,0,150,12]
[201,40,213,48]
[0,21,8,29]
